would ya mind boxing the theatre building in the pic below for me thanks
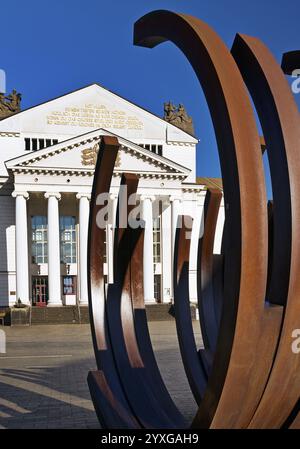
[0,84,224,312]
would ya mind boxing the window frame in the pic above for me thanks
[60,216,77,264]
[31,215,48,264]
[62,275,77,296]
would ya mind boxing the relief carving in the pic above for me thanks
[81,142,121,167]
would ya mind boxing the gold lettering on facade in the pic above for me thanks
[47,104,144,130]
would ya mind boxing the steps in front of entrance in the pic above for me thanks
[29,304,197,324]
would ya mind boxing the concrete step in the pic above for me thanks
[28,303,197,324]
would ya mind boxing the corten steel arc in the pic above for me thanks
[282,52,300,430]
[232,33,300,429]
[88,136,185,428]
[173,215,207,406]
[197,189,223,356]
[87,10,300,429]
[281,50,300,430]
[105,173,184,429]
[172,191,223,408]
[87,136,139,429]
[134,10,276,430]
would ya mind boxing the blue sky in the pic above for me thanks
[1,0,299,184]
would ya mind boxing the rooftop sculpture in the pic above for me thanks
[0,89,21,119]
[163,101,194,135]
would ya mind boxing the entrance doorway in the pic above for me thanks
[154,274,162,303]
[32,276,48,307]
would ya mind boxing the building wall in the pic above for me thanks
[0,85,225,309]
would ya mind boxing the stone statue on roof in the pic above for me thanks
[0,89,21,119]
[163,101,194,135]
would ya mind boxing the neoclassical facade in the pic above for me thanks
[0,84,224,308]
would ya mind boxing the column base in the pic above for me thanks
[79,301,89,306]
[47,302,63,307]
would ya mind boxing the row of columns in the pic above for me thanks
[12,190,182,306]
[13,191,91,306]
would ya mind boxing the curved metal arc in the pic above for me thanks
[135,10,269,429]
[173,215,207,405]
[106,174,180,429]
[87,136,140,428]
[86,11,300,430]
[106,228,171,428]
[88,136,119,358]
[129,214,186,427]
[232,33,300,429]
[197,188,222,353]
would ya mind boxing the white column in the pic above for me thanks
[12,191,29,304]
[107,193,118,284]
[189,195,204,304]
[170,196,182,260]
[141,195,155,303]
[45,192,62,306]
[170,196,182,301]
[161,198,172,303]
[76,193,90,305]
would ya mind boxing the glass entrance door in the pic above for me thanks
[32,276,48,307]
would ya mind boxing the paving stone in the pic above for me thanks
[0,322,202,428]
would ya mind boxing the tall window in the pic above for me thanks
[153,212,162,302]
[31,216,48,264]
[154,274,162,302]
[153,215,161,264]
[60,216,77,264]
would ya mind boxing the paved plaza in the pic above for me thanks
[0,321,203,429]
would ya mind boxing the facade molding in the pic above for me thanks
[12,190,29,199]
[76,192,91,200]
[44,192,61,200]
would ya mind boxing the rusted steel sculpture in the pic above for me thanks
[87,10,300,429]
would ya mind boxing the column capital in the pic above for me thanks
[76,192,91,200]
[12,191,29,199]
[44,192,61,200]
[140,194,156,202]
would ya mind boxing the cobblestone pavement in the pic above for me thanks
[0,321,203,429]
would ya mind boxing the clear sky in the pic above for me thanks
[1,0,299,185]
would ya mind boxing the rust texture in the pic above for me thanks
[87,11,300,429]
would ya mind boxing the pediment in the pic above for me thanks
[5,129,190,178]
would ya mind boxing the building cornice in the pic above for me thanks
[10,166,187,181]
[0,132,20,138]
